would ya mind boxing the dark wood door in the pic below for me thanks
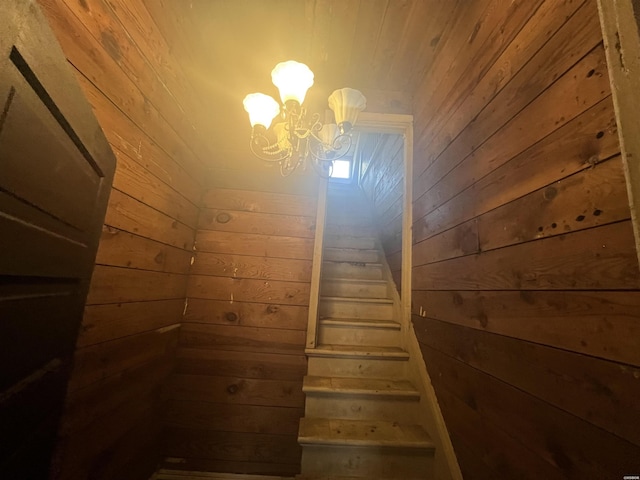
[0,1,116,477]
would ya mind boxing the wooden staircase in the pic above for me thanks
[297,185,435,480]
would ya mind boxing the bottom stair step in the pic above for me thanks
[299,418,434,479]
[299,418,434,449]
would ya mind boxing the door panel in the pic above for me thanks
[0,0,116,477]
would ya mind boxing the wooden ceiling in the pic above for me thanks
[159,0,456,161]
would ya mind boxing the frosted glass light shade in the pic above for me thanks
[243,93,280,129]
[328,88,367,132]
[271,61,314,104]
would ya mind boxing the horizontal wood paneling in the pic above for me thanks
[79,299,185,347]
[415,0,588,166]
[360,133,405,284]
[195,230,314,260]
[88,266,188,304]
[412,290,640,367]
[104,189,195,250]
[166,375,305,408]
[415,317,640,446]
[40,0,207,477]
[415,43,611,219]
[414,220,639,291]
[68,326,179,392]
[175,349,307,382]
[421,343,639,479]
[187,276,310,306]
[94,227,193,275]
[184,299,308,330]
[164,187,316,476]
[179,324,306,356]
[165,401,303,436]
[413,95,619,244]
[410,0,640,476]
[162,428,302,468]
[201,188,317,216]
[190,253,312,282]
[199,209,316,238]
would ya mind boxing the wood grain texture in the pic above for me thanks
[26,0,640,477]
[166,374,304,408]
[361,133,405,286]
[187,275,310,306]
[165,187,315,475]
[202,188,317,216]
[191,252,312,282]
[415,317,640,446]
[413,95,619,244]
[409,0,640,476]
[161,426,295,476]
[420,343,640,479]
[164,401,303,436]
[198,208,316,238]
[38,0,206,477]
[412,290,640,367]
[179,324,306,356]
[195,230,314,260]
[184,299,308,330]
[414,221,639,291]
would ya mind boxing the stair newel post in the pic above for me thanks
[306,176,329,349]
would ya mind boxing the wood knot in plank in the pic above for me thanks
[216,212,231,223]
[226,384,239,394]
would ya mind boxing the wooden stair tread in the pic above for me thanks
[320,296,392,304]
[321,277,387,285]
[306,344,409,360]
[298,418,434,449]
[304,375,419,398]
[323,260,382,266]
[325,246,378,252]
[319,317,400,329]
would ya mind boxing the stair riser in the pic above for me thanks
[320,300,392,320]
[321,281,387,298]
[324,248,379,263]
[318,325,401,348]
[301,446,434,479]
[307,357,406,378]
[324,235,377,249]
[323,262,383,280]
[305,397,420,423]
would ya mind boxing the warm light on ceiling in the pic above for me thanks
[243,60,366,177]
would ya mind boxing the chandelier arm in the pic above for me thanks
[307,133,353,163]
[249,136,292,163]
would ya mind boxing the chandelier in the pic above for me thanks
[243,60,366,177]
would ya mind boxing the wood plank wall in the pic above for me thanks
[161,184,318,476]
[39,1,209,478]
[359,133,405,287]
[410,0,640,478]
